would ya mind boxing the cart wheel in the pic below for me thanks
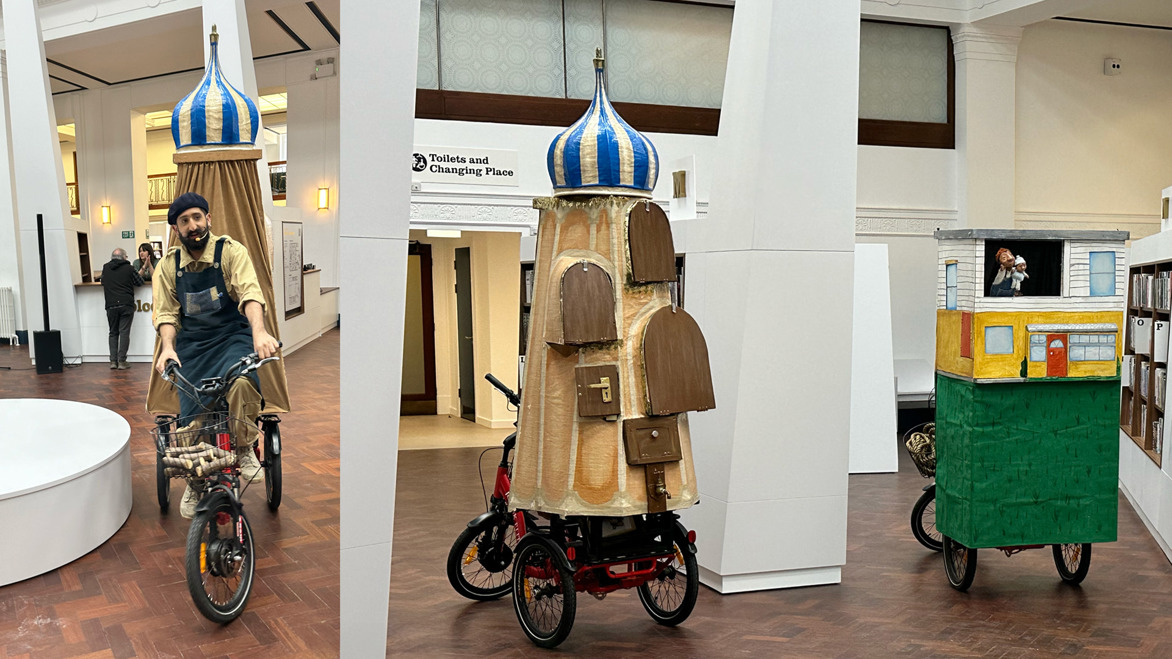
[911,485,942,552]
[156,451,170,513]
[262,421,282,511]
[154,417,172,513]
[943,535,977,591]
[1053,543,1091,585]
[637,529,699,626]
[511,538,576,648]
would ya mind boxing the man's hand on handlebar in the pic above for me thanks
[156,347,181,375]
[254,330,280,360]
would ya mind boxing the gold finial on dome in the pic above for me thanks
[210,25,219,44]
[593,47,604,70]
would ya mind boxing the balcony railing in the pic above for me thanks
[66,182,79,215]
[269,161,286,200]
[148,173,177,210]
[144,163,287,210]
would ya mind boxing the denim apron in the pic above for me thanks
[174,237,259,420]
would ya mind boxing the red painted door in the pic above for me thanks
[1047,334,1067,378]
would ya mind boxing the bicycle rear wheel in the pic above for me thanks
[637,529,698,626]
[512,538,575,648]
[185,499,255,623]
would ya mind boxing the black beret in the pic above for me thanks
[168,192,209,225]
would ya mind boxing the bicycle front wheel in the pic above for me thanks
[185,500,255,623]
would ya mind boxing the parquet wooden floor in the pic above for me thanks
[7,332,1172,658]
[0,334,341,658]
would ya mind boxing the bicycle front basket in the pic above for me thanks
[903,422,936,479]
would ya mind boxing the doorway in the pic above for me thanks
[401,242,437,414]
[1047,334,1068,378]
[455,247,476,421]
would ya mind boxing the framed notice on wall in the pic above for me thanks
[283,222,303,319]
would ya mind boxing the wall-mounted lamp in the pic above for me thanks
[317,187,329,210]
[101,205,111,225]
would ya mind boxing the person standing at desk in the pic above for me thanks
[100,247,143,370]
[133,242,157,282]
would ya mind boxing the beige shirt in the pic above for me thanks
[152,232,265,332]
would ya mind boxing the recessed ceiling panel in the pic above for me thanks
[1064,0,1172,28]
[247,8,310,57]
[274,4,338,50]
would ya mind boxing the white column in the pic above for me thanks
[3,0,81,357]
[952,24,1022,229]
[339,1,417,656]
[0,57,26,334]
[77,87,146,266]
[682,0,859,593]
[201,0,274,204]
[286,62,340,287]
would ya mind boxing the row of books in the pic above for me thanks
[1155,417,1165,456]
[1132,272,1172,310]
[1158,367,1168,410]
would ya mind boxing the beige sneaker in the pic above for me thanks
[179,484,200,519]
[237,449,264,483]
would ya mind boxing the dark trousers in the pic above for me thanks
[106,305,133,363]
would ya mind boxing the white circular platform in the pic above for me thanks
[0,399,132,586]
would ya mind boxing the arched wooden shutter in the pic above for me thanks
[643,306,715,415]
[562,262,617,344]
[628,202,676,283]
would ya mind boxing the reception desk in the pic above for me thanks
[75,273,338,362]
[74,282,157,363]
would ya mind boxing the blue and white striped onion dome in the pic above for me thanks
[171,28,260,150]
[547,51,658,198]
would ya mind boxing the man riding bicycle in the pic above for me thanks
[153,192,280,518]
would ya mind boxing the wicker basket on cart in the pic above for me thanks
[903,421,936,479]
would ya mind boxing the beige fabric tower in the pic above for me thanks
[510,52,714,517]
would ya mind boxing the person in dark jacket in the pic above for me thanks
[101,247,144,369]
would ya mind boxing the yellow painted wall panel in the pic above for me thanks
[969,310,1123,380]
[935,310,973,378]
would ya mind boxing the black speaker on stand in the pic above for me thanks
[33,213,62,374]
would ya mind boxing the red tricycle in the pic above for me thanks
[447,374,699,648]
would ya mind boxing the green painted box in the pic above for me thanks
[935,374,1119,548]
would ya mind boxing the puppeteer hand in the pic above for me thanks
[156,347,180,374]
[254,330,280,360]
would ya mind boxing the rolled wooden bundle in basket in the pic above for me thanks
[195,454,237,477]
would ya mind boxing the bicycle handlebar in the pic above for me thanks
[163,341,284,401]
[484,373,521,407]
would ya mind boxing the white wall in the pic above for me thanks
[1016,19,1170,238]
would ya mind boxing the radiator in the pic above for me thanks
[0,287,18,344]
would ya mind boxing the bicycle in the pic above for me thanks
[446,373,527,600]
[152,349,280,623]
[904,420,941,552]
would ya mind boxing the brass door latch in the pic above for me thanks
[588,376,612,403]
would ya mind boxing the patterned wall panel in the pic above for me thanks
[565,0,604,100]
[438,0,566,98]
[418,0,439,90]
[603,0,731,109]
[859,22,948,123]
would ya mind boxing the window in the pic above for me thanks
[985,326,1014,355]
[858,21,954,149]
[1069,333,1116,362]
[1089,252,1116,297]
[945,262,957,310]
[983,240,1063,297]
[1029,334,1046,362]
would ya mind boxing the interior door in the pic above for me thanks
[1047,334,1067,378]
[455,247,476,421]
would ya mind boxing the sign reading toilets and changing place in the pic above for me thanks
[411,146,518,187]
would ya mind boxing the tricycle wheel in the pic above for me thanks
[154,417,172,513]
[911,485,942,551]
[511,537,576,648]
[637,529,698,626]
[1053,543,1091,585]
[943,535,977,592]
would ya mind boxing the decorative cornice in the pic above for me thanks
[856,206,959,236]
[951,25,1022,63]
